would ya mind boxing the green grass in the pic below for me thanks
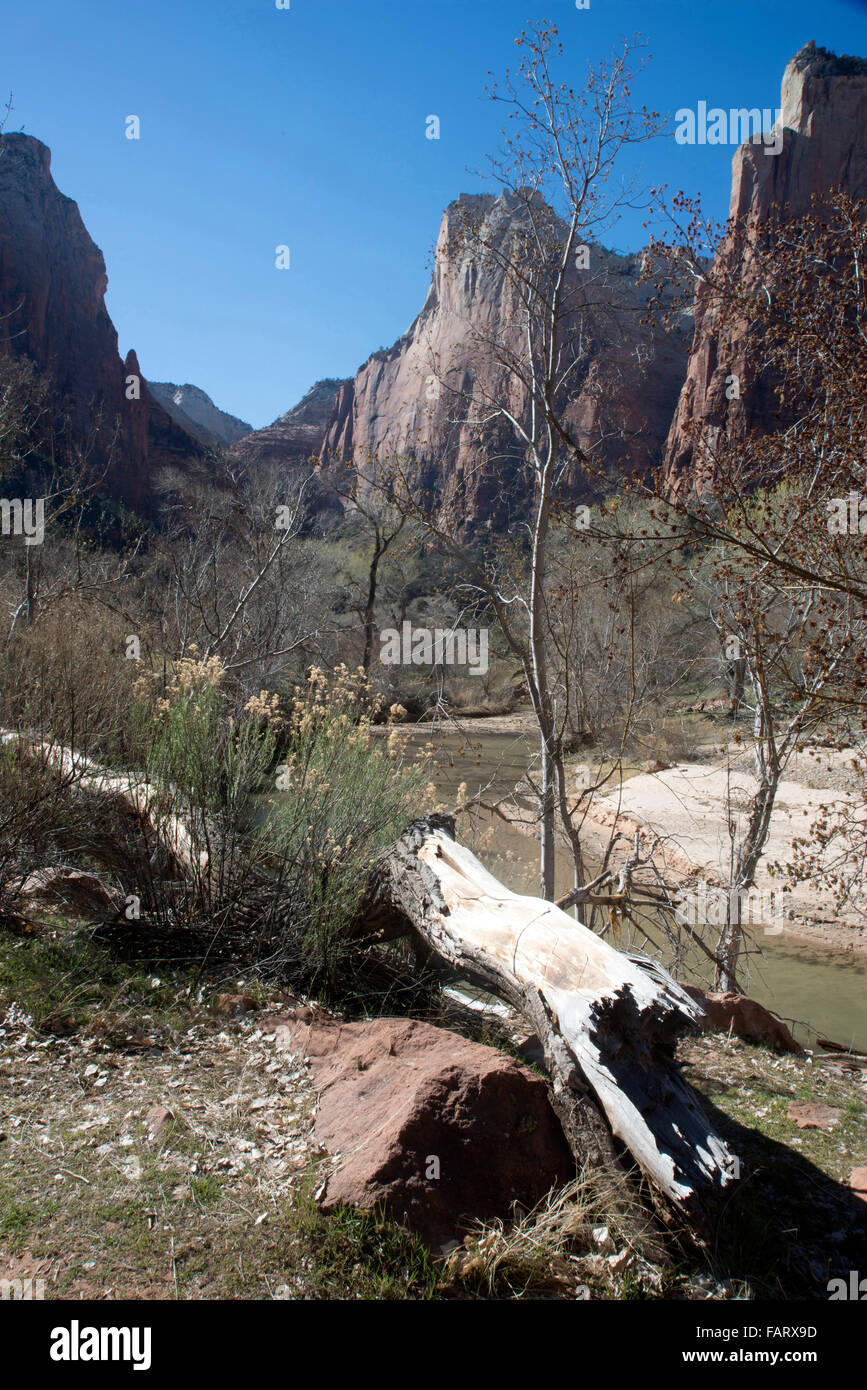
[0,917,199,1037]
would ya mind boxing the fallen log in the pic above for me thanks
[0,729,206,880]
[817,1037,867,1059]
[363,814,738,1228]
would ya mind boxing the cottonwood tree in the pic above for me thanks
[0,352,125,632]
[0,353,46,476]
[694,539,849,987]
[390,23,668,900]
[327,459,414,672]
[153,455,326,691]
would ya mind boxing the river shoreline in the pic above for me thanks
[402,710,867,960]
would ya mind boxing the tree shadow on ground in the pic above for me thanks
[698,1093,867,1299]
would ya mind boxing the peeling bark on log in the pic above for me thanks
[363,814,738,1227]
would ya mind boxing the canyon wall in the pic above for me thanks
[0,133,200,512]
[663,43,867,491]
[315,191,691,530]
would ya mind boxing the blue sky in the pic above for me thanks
[4,0,867,429]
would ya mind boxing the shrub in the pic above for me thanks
[0,643,427,995]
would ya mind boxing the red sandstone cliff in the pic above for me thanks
[0,133,200,512]
[231,378,347,468]
[316,191,690,530]
[663,43,867,491]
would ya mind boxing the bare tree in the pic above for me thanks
[391,24,666,899]
[637,192,867,984]
[328,460,412,672]
[153,455,325,689]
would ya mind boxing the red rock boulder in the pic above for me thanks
[848,1166,867,1214]
[18,867,114,916]
[787,1101,840,1131]
[679,983,804,1053]
[269,1012,573,1249]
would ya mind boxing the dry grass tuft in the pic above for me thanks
[442,1165,665,1299]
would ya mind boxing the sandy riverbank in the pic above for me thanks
[504,752,867,955]
[412,712,867,956]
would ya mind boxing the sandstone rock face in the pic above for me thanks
[149,382,251,448]
[680,983,804,1053]
[663,44,867,491]
[0,133,200,512]
[230,378,349,528]
[231,378,347,467]
[271,1010,573,1248]
[318,192,690,531]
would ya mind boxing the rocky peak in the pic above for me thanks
[148,381,252,449]
[0,132,200,512]
[782,42,867,130]
[663,43,867,490]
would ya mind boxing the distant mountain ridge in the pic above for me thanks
[3,39,865,526]
[229,378,348,468]
[149,382,252,449]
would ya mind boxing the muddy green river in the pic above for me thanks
[418,726,867,1052]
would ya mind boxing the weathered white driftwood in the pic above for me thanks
[0,730,206,879]
[364,815,737,1225]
